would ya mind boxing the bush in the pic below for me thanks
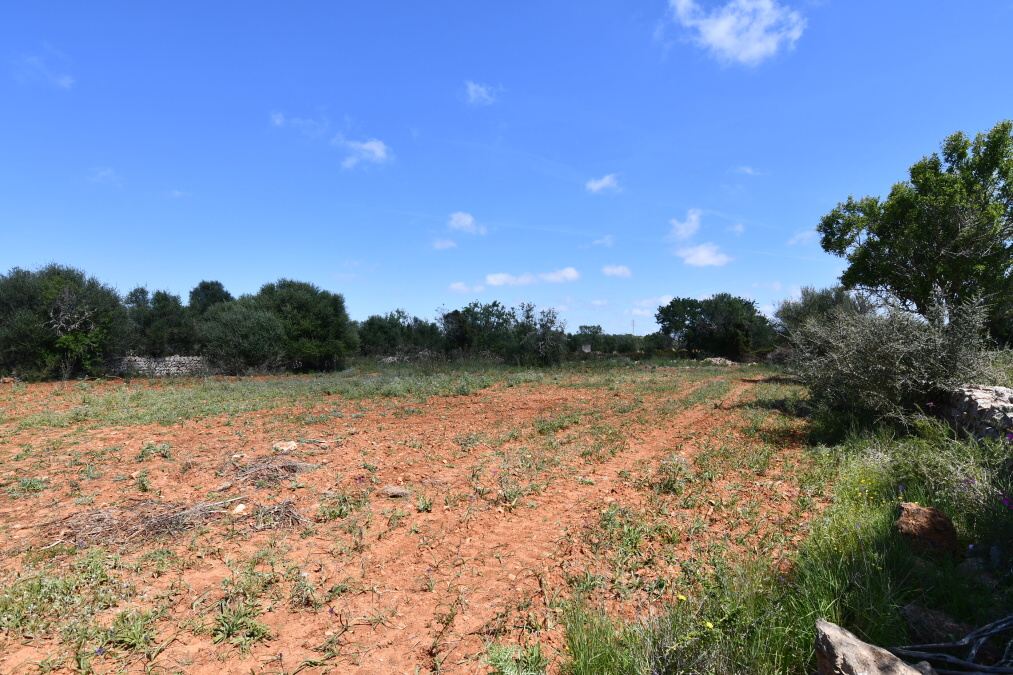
[789,301,995,420]
[196,301,286,374]
[775,286,873,338]
[253,280,357,371]
[0,264,129,379]
[358,310,443,356]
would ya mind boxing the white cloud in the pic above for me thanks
[670,0,806,66]
[433,239,457,250]
[669,208,702,240]
[602,265,632,278]
[787,229,817,245]
[335,137,390,169]
[486,272,536,287]
[270,111,286,127]
[272,112,330,138]
[591,234,615,247]
[484,267,580,287]
[585,173,621,194]
[87,167,122,187]
[631,308,654,317]
[449,281,485,293]
[734,165,763,176]
[540,267,580,283]
[676,243,732,267]
[15,50,74,90]
[591,299,609,307]
[167,189,190,199]
[448,211,487,235]
[728,223,746,236]
[465,80,497,106]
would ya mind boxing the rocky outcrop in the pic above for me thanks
[947,386,1013,439]
[815,620,936,675]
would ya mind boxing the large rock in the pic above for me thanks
[894,502,958,555]
[815,620,934,675]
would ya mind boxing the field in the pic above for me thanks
[0,362,820,673]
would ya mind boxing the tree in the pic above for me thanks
[818,120,1013,341]
[188,281,233,316]
[253,279,357,371]
[656,293,775,360]
[125,287,196,356]
[774,285,873,337]
[358,310,443,356]
[196,300,286,374]
[0,264,129,379]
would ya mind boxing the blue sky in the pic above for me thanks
[3,1,1012,333]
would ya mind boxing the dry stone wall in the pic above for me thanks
[947,386,1013,439]
[118,356,211,377]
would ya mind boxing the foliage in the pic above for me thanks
[656,293,776,360]
[774,285,873,337]
[358,309,443,356]
[124,287,196,357]
[789,300,995,420]
[0,264,129,379]
[253,279,358,371]
[818,120,1013,344]
[196,299,286,374]
[440,301,567,365]
[188,280,233,316]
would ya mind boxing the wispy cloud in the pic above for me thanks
[465,80,498,106]
[631,295,674,317]
[676,243,732,267]
[728,223,746,235]
[752,280,783,291]
[448,211,487,235]
[602,265,632,278]
[540,267,580,283]
[166,189,190,199]
[334,136,391,169]
[734,165,764,176]
[591,299,609,307]
[486,272,536,287]
[669,208,702,240]
[585,173,621,194]
[669,0,806,66]
[449,281,485,293]
[87,167,122,187]
[14,46,75,90]
[787,229,817,245]
[484,267,580,287]
[592,234,616,247]
[433,239,457,250]
[269,111,330,138]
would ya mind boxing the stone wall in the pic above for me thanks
[118,355,211,378]
[947,386,1013,439]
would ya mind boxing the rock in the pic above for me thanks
[232,503,247,515]
[703,357,735,366]
[895,502,958,555]
[815,619,933,675]
[381,485,410,498]
[272,440,299,454]
[901,604,971,644]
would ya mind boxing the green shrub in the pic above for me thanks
[196,300,286,374]
[789,300,995,420]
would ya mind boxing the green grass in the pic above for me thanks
[562,418,1013,674]
[15,367,543,429]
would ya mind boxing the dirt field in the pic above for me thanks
[0,363,813,674]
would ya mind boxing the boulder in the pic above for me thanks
[703,357,735,366]
[894,502,958,555]
[815,620,935,675]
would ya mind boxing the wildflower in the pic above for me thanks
[704,621,714,630]
[95,646,106,656]
[1006,431,1013,442]
[677,594,687,601]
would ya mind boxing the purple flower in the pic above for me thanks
[1005,431,1013,442]
[95,647,106,656]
